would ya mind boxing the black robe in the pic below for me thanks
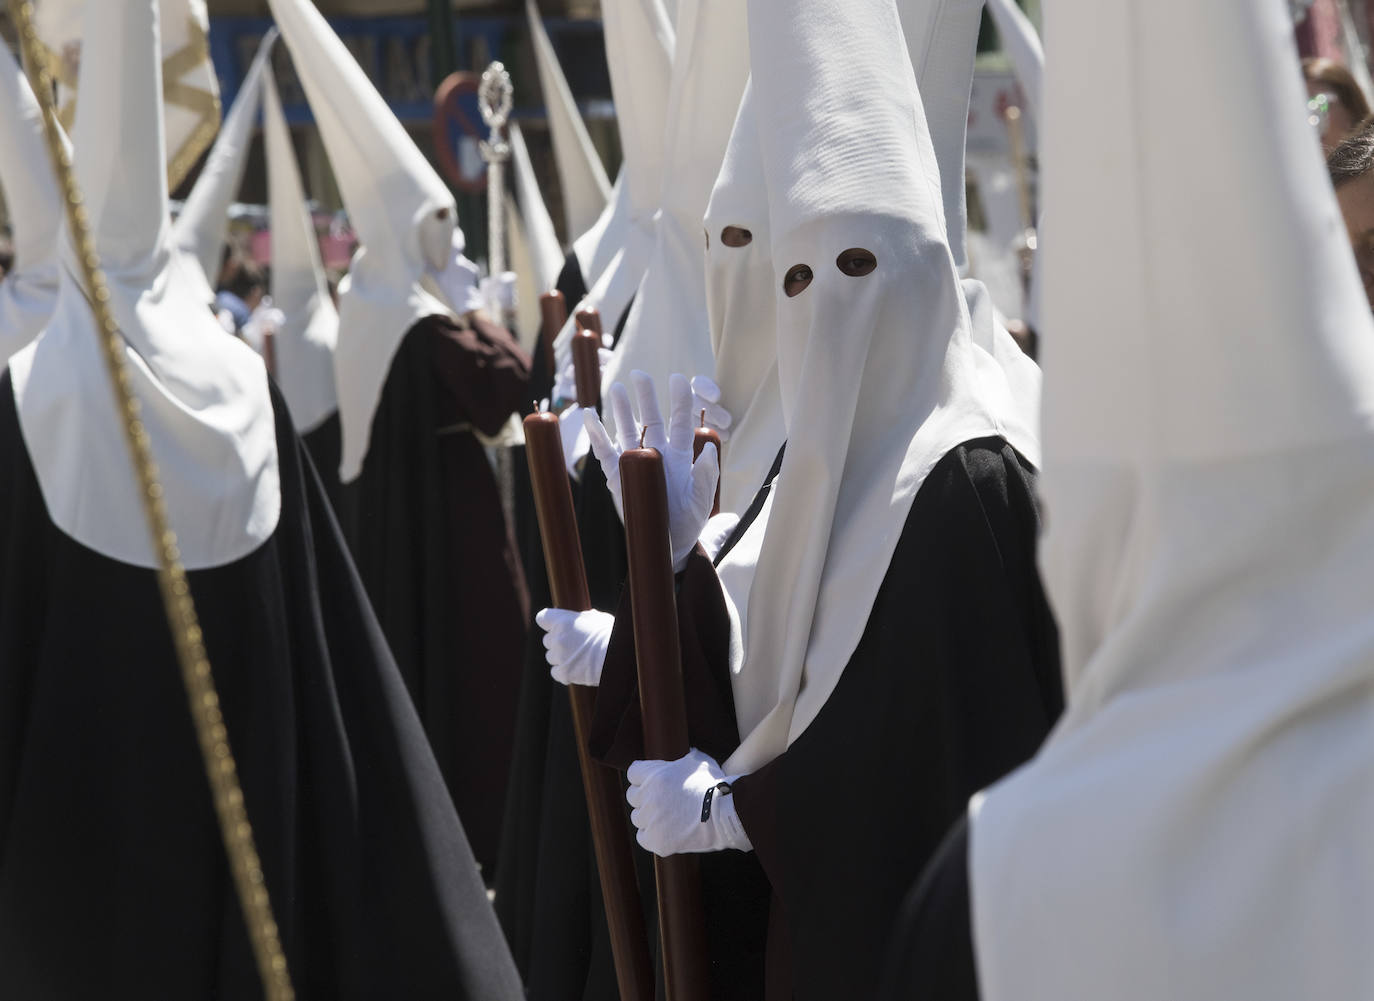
[338,313,531,874]
[590,437,1062,1001]
[875,814,979,1001]
[0,376,524,999]
[301,408,343,515]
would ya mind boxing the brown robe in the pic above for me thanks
[339,312,531,874]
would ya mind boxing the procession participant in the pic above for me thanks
[550,0,675,357]
[0,38,65,361]
[580,0,1061,996]
[601,0,750,427]
[261,69,342,510]
[0,2,524,995]
[883,1,1374,998]
[268,0,531,874]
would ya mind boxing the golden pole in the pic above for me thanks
[6,4,294,998]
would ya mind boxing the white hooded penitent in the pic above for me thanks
[262,69,338,436]
[970,2,1374,999]
[552,0,675,369]
[267,0,458,483]
[525,0,611,239]
[0,39,68,361]
[722,0,1010,775]
[171,29,276,302]
[10,0,279,571]
[508,122,566,350]
[601,0,751,418]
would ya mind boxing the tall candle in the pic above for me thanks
[620,447,710,1001]
[538,290,566,382]
[523,412,654,1001]
[691,411,722,518]
[571,330,602,412]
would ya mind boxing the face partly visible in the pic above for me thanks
[1336,169,1374,311]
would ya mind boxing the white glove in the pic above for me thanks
[558,404,591,476]
[481,271,517,314]
[534,607,614,687]
[584,371,721,573]
[690,375,733,444]
[240,303,284,355]
[552,347,614,407]
[626,748,752,857]
[699,512,741,562]
[429,231,484,315]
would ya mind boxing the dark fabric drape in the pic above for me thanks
[338,313,530,873]
[0,376,524,999]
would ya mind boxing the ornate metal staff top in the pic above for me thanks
[478,60,514,305]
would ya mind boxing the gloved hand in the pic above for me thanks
[240,302,285,355]
[552,347,614,407]
[626,748,752,857]
[480,271,517,314]
[584,371,721,572]
[690,375,733,444]
[699,512,741,562]
[534,607,614,687]
[429,230,485,315]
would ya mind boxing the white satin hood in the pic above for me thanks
[555,0,676,370]
[723,0,1007,775]
[268,0,457,483]
[526,0,612,239]
[602,0,751,426]
[985,0,1044,131]
[13,0,279,571]
[970,2,1374,999]
[0,40,67,362]
[262,70,337,435]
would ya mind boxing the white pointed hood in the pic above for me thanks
[11,0,279,570]
[601,0,751,417]
[899,0,1042,461]
[723,0,1010,775]
[0,40,68,361]
[526,0,611,238]
[268,0,457,483]
[552,0,675,370]
[510,122,565,298]
[508,122,565,352]
[985,0,1044,131]
[263,70,338,435]
[172,29,275,300]
[970,2,1374,999]
[701,80,782,517]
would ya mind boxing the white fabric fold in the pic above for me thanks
[525,0,611,238]
[0,40,67,361]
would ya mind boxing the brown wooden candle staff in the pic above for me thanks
[620,443,711,1001]
[692,412,721,518]
[538,290,566,388]
[523,410,655,1001]
[572,307,604,412]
